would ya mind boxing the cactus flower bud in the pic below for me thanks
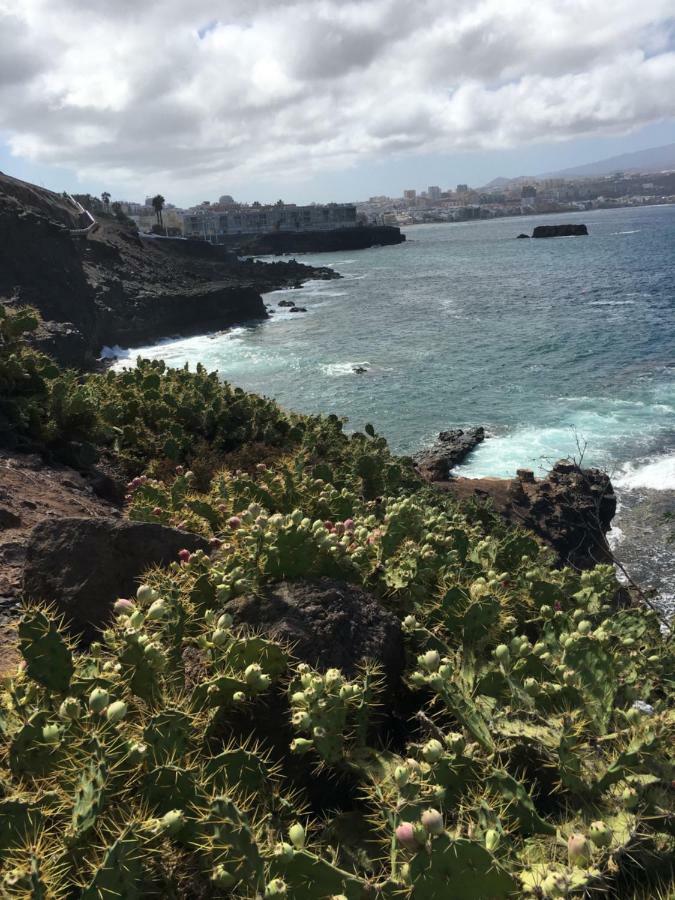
[136,584,158,604]
[422,739,444,763]
[395,822,419,850]
[58,697,81,720]
[245,663,270,690]
[418,650,441,673]
[421,808,444,835]
[485,828,500,852]
[114,598,135,615]
[147,598,168,620]
[88,687,109,714]
[178,549,191,563]
[42,724,61,744]
[288,823,306,849]
[227,516,242,530]
[402,615,418,631]
[567,832,590,867]
[105,700,128,724]
[589,820,612,848]
[265,879,287,898]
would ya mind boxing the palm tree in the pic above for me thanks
[151,194,165,228]
[101,191,111,210]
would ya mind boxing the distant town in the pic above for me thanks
[92,167,675,242]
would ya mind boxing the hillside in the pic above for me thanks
[542,142,675,179]
[0,172,336,367]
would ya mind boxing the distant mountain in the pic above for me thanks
[479,142,675,190]
[541,143,675,179]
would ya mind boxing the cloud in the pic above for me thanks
[1,0,674,200]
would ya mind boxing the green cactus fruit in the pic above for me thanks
[494,644,510,664]
[589,820,612,848]
[576,620,592,634]
[524,677,539,696]
[159,809,185,836]
[485,829,500,852]
[421,808,444,835]
[288,822,306,850]
[58,697,81,720]
[419,650,441,673]
[394,765,409,787]
[88,687,109,713]
[146,598,168,620]
[211,865,237,888]
[274,843,295,861]
[41,724,61,744]
[567,832,590,867]
[422,739,444,763]
[212,628,228,647]
[105,700,128,724]
[136,584,158,604]
[445,732,465,754]
[128,609,145,628]
[290,738,314,754]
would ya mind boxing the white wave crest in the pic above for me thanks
[614,454,675,490]
[321,361,370,376]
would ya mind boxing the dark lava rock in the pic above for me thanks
[353,366,368,374]
[278,299,295,307]
[0,508,21,529]
[23,517,209,638]
[438,460,617,570]
[414,427,485,480]
[289,306,307,313]
[224,579,404,684]
[532,223,588,238]
[516,233,530,239]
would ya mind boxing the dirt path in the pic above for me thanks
[0,450,120,674]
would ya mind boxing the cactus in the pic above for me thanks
[269,848,369,899]
[68,739,108,843]
[143,709,193,766]
[407,835,517,899]
[9,711,62,777]
[203,747,273,794]
[18,609,73,694]
[80,829,144,899]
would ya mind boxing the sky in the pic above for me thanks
[1,0,675,206]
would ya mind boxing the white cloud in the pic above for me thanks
[1,0,674,199]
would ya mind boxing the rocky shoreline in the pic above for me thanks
[0,172,339,368]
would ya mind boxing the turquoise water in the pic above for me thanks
[109,206,675,610]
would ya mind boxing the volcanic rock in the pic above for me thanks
[414,427,485,480]
[435,459,616,570]
[23,517,209,638]
[224,578,404,684]
[532,224,588,238]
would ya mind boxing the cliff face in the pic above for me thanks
[0,173,336,367]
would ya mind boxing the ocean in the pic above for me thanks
[108,205,675,618]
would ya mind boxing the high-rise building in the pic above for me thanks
[403,189,417,201]
[456,184,469,194]
[428,185,441,200]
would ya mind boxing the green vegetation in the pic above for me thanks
[0,308,673,897]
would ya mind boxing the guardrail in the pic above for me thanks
[65,193,97,235]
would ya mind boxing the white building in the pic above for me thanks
[183,203,357,241]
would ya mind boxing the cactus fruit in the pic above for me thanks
[88,687,109,714]
[288,823,306,850]
[589,820,612,848]
[105,700,128,724]
[396,822,418,850]
[567,832,590,867]
[58,697,81,720]
[421,809,444,835]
